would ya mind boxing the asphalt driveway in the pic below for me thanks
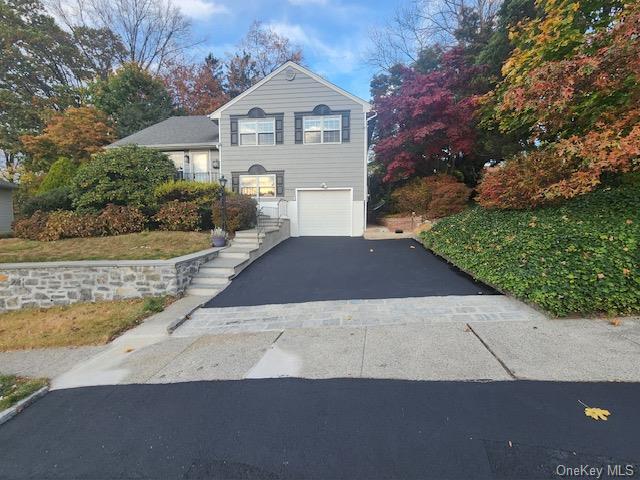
[205,237,495,308]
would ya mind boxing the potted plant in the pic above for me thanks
[211,227,227,247]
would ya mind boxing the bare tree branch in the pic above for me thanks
[367,0,502,71]
[48,0,196,73]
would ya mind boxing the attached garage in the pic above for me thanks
[297,189,353,236]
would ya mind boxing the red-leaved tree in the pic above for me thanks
[374,49,482,182]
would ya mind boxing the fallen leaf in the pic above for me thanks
[609,318,622,327]
[124,347,135,353]
[597,273,605,280]
[585,407,611,421]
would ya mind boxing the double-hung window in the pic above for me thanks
[303,115,341,144]
[239,118,275,146]
[239,174,276,198]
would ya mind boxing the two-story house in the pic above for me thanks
[108,61,372,237]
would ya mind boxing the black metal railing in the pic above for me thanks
[175,171,218,183]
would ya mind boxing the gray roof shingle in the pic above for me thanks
[108,116,219,148]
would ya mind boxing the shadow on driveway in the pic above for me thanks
[0,379,638,479]
[205,237,496,308]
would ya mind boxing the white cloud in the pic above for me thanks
[267,21,365,75]
[177,0,229,19]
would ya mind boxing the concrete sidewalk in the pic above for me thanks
[4,296,640,387]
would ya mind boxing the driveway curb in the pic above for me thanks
[0,386,49,426]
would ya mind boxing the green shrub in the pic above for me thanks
[155,180,221,229]
[39,157,78,193]
[142,297,166,313]
[154,201,200,231]
[98,204,147,235]
[391,178,432,214]
[476,150,577,210]
[212,193,257,234]
[154,180,221,203]
[13,211,50,240]
[391,174,471,218]
[20,187,72,216]
[426,178,472,218]
[70,145,175,212]
[39,210,107,241]
[421,181,640,316]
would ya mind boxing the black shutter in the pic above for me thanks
[295,115,303,144]
[275,115,284,144]
[341,112,350,143]
[276,172,284,196]
[231,173,239,193]
[230,117,238,146]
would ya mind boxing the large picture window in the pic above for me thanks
[239,118,275,146]
[239,174,276,198]
[303,115,341,144]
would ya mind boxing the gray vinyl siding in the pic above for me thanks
[0,190,14,233]
[219,68,366,201]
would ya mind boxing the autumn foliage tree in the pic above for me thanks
[478,0,640,207]
[20,106,115,172]
[373,50,482,182]
[163,55,228,115]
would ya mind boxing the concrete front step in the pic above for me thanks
[218,251,251,260]
[234,229,262,237]
[185,286,222,296]
[191,275,230,287]
[199,257,248,276]
[190,277,229,289]
[231,237,261,246]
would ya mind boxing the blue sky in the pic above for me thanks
[179,0,400,101]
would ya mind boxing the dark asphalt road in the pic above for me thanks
[205,237,496,308]
[1,379,638,480]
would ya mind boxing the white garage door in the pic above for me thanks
[297,189,352,236]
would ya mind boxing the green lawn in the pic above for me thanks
[421,180,640,317]
[0,231,211,263]
[0,375,48,410]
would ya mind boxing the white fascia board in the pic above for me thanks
[208,61,372,119]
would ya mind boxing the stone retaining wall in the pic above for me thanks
[0,248,221,311]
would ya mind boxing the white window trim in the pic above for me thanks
[238,117,276,147]
[302,115,342,145]
[239,174,277,199]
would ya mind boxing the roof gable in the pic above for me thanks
[209,62,372,118]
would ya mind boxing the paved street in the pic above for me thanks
[1,379,639,479]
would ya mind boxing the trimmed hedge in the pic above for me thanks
[13,205,146,241]
[421,182,640,316]
[154,201,200,231]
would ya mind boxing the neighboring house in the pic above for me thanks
[0,180,17,234]
[109,61,372,237]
